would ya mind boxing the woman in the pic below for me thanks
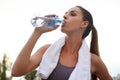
[11,6,112,80]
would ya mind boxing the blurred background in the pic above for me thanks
[0,0,120,79]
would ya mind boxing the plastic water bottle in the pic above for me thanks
[31,16,64,28]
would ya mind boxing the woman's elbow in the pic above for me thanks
[11,67,25,77]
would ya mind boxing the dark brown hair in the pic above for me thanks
[76,6,100,80]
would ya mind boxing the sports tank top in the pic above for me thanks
[42,61,75,80]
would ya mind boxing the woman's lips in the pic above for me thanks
[61,20,66,27]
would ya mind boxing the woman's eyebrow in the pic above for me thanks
[65,10,80,14]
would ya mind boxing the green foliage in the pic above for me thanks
[24,70,40,80]
[0,54,40,80]
[0,54,12,80]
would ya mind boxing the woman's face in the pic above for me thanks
[61,7,88,34]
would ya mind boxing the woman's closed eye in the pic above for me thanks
[65,10,77,17]
[70,11,77,16]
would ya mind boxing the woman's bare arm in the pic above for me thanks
[11,29,42,76]
[11,26,57,76]
[92,54,112,80]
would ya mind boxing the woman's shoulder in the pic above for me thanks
[41,44,51,49]
[91,53,101,73]
[91,53,112,79]
[38,44,51,54]
[91,53,103,69]
[91,53,101,63]
[33,44,51,57]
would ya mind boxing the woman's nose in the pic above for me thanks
[63,14,67,19]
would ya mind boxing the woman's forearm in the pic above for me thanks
[11,29,42,76]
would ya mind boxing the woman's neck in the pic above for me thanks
[64,35,83,54]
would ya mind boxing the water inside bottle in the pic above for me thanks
[31,16,64,27]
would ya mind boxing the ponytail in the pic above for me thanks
[90,26,100,56]
[90,26,100,80]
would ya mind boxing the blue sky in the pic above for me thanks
[0,0,120,77]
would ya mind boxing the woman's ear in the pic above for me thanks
[81,21,89,28]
